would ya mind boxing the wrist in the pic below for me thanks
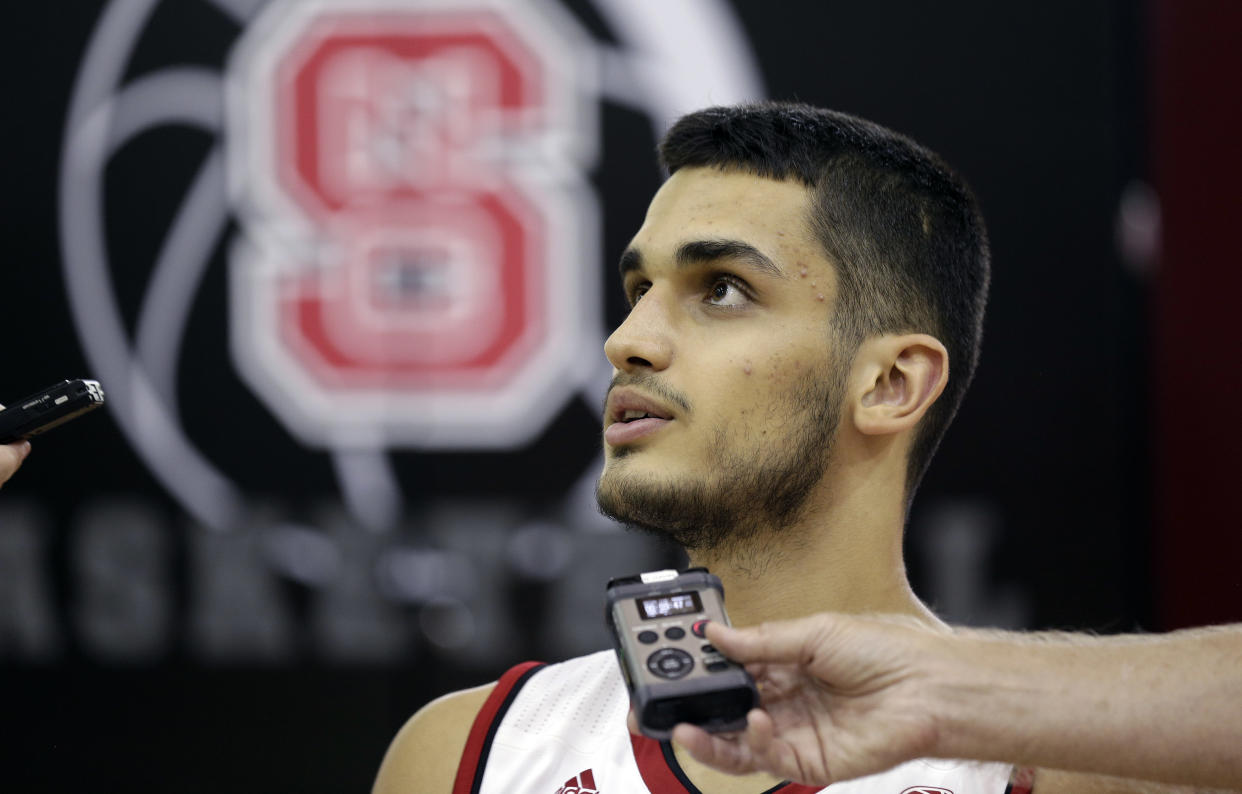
[921,629,1040,764]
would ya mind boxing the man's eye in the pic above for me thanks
[628,283,650,306]
[706,276,749,307]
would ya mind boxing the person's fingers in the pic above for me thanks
[626,708,640,736]
[676,711,825,784]
[744,707,774,756]
[749,709,804,780]
[672,723,757,775]
[2,440,32,464]
[0,399,30,488]
[705,615,839,666]
[0,440,31,486]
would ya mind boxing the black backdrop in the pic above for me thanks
[0,1,1189,791]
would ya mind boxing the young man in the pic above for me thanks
[373,103,1170,793]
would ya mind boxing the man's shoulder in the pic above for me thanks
[372,683,495,794]
[371,651,618,794]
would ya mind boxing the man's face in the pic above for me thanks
[596,167,849,554]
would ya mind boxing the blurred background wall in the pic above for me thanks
[0,0,1237,791]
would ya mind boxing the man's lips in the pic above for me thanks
[604,416,669,446]
[604,387,676,446]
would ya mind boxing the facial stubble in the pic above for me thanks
[596,360,844,560]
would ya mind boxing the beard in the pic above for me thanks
[595,360,844,559]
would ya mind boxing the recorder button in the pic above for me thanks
[638,630,659,644]
[664,627,686,640]
[647,648,694,679]
[706,661,730,673]
[691,619,709,638]
[701,644,717,654]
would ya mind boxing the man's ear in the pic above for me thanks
[850,334,949,436]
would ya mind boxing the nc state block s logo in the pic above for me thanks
[227,0,601,450]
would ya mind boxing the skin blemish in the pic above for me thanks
[766,353,785,380]
[816,293,825,302]
[799,266,808,278]
[743,360,753,375]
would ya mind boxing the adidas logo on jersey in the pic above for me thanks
[554,769,599,793]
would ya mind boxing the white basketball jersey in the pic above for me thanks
[452,650,1032,794]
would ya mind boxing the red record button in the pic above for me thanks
[691,619,709,638]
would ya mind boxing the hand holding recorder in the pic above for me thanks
[0,379,106,489]
[670,613,944,785]
[674,613,1242,790]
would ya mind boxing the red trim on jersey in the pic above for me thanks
[774,781,823,793]
[1006,765,1037,794]
[628,733,822,793]
[452,661,545,794]
[631,734,687,792]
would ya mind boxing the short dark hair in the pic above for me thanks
[658,101,990,497]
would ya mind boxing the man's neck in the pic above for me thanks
[670,487,939,794]
[684,465,939,629]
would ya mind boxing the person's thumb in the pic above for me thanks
[706,614,842,665]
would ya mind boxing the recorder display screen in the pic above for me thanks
[636,591,703,620]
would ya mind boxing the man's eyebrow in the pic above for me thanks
[677,239,788,279]
[619,248,643,277]
[617,239,789,280]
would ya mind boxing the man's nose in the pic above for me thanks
[604,289,673,373]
